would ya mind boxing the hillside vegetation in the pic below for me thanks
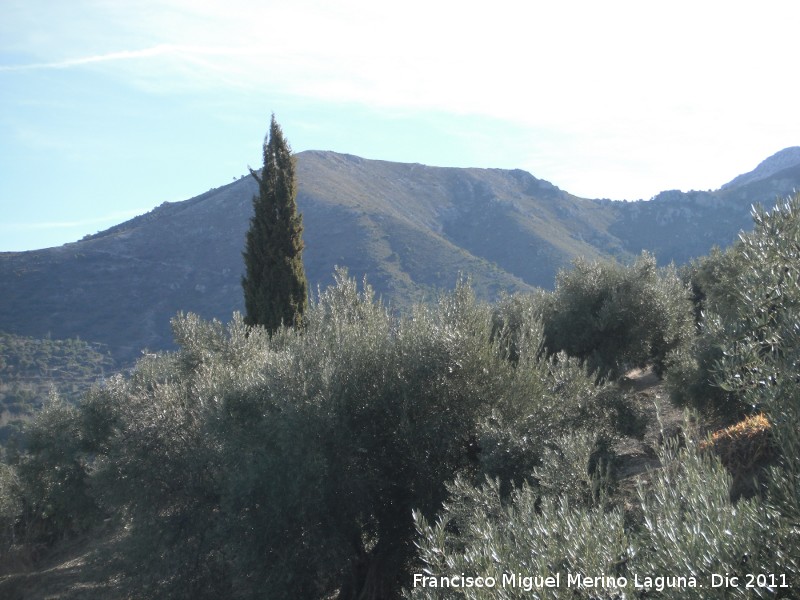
[0,333,115,443]
[2,149,799,365]
[1,195,799,598]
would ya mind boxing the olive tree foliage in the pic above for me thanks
[708,194,800,574]
[713,197,800,408]
[665,193,800,579]
[407,436,779,600]
[3,397,103,548]
[541,252,694,380]
[408,476,631,600]
[682,245,748,327]
[668,193,800,419]
[667,244,754,417]
[2,269,635,599]
[0,461,22,561]
[407,201,800,599]
[634,440,782,599]
[482,292,646,493]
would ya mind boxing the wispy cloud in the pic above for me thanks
[2,0,799,202]
[0,43,249,73]
[0,45,175,72]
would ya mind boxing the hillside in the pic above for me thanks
[0,332,115,441]
[1,148,800,364]
[1,189,799,600]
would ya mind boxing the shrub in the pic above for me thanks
[542,252,694,380]
[664,323,735,418]
[682,245,747,328]
[407,435,780,600]
[13,396,102,545]
[634,439,779,599]
[0,462,22,564]
[21,270,619,599]
[668,193,800,584]
[669,193,800,419]
[407,476,632,600]
[478,351,645,494]
[763,382,800,582]
[490,290,548,364]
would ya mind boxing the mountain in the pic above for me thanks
[721,146,800,190]
[2,149,799,364]
[0,331,115,439]
[608,153,800,265]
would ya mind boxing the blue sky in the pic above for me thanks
[2,0,799,251]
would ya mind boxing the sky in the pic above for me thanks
[2,1,799,251]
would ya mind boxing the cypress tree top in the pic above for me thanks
[242,115,308,331]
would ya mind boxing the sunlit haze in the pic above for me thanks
[2,0,799,250]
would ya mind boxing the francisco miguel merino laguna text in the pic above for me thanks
[413,572,700,592]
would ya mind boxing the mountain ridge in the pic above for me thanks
[721,146,800,190]
[2,148,799,363]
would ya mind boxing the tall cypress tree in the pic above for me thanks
[242,114,308,331]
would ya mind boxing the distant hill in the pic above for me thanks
[607,159,800,265]
[1,148,799,364]
[721,146,800,190]
[0,331,115,441]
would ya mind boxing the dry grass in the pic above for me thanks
[700,413,776,499]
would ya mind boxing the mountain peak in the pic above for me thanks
[722,146,800,190]
[3,149,800,364]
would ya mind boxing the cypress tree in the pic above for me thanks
[242,114,308,331]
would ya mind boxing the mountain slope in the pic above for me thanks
[609,160,800,264]
[2,149,799,364]
[721,146,800,190]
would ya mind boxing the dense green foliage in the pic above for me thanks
[3,195,800,598]
[0,332,115,443]
[1,271,639,598]
[242,114,308,332]
[540,252,695,379]
[13,399,102,542]
[707,195,800,574]
[669,193,800,419]
[408,437,781,600]
[683,246,746,327]
[407,195,800,598]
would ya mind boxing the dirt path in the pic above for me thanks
[0,528,125,600]
[612,367,688,481]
